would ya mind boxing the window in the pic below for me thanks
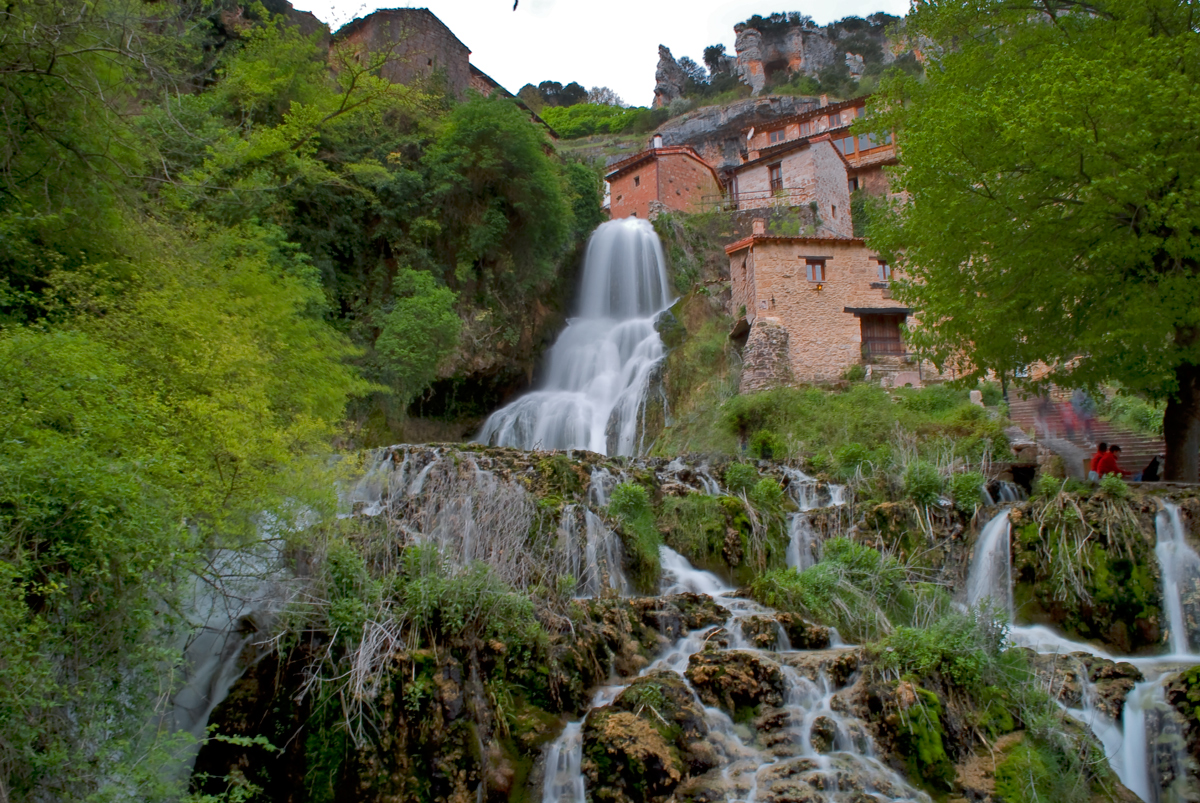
[877,260,891,281]
[799,122,811,136]
[831,205,837,219]
[855,106,866,118]
[769,163,783,192]
[634,175,640,187]
[829,112,842,127]
[835,136,856,156]
[805,259,826,282]
[848,176,859,193]
[858,133,878,151]
[769,128,786,144]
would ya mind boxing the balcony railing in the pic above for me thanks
[700,188,811,212]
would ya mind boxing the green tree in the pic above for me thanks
[870,0,1200,480]
[423,94,572,301]
[375,268,462,407]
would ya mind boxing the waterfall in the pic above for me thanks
[1155,502,1200,657]
[786,513,819,571]
[477,218,672,455]
[966,509,1012,619]
[580,510,630,597]
[540,546,930,803]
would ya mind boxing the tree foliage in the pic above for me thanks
[870,0,1200,480]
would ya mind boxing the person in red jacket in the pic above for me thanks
[1088,442,1108,481]
[1095,444,1131,478]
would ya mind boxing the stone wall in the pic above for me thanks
[609,159,660,220]
[729,237,900,382]
[336,9,471,98]
[740,318,794,392]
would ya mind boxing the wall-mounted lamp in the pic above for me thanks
[812,282,824,293]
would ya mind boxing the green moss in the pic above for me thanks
[608,482,662,592]
[658,493,726,568]
[893,688,955,791]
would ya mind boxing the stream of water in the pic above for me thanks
[963,502,1200,802]
[477,218,671,455]
[542,547,929,803]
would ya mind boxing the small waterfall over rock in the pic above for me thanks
[965,508,1012,619]
[782,467,846,571]
[1155,502,1200,657]
[540,546,930,803]
[478,218,672,455]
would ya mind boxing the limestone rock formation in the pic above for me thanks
[734,21,837,95]
[652,95,818,169]
[686,649,785,718]
[654,45,686,109]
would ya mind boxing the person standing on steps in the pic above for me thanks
[1088,442,1108,482]
[1095,444,1132,479]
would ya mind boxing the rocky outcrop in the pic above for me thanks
[1029,651,1143,719]
[652,95,818,169]
[686,649,785,719]
[582,670,718,803]
[654,45,686,109]
[735,23,837,94]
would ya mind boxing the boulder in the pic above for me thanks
[686,649,785,720]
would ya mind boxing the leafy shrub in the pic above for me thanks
[949,471,985,513]
[1098,474,1129,499]
[538,103,642,138]
[724,462,759,494]
[896,384,968,414]
[842,363,867,381]
[870,609,1016,694]
[749,429,785,460]
[980,382,1004,406]
[1099,392,1164,437]
[750,538,911,642]
[903,460,943,506]
[1033,472,1064,499]
[748,478,786,514]
[608,482,662,591]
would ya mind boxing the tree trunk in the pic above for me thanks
[1163,362,1200,482]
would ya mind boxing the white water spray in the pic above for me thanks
[478,219,671,455]
[966,508,1012,619]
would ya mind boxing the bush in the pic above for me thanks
[904,460,943,506]
[1098,391,1163,437]
[949,471,986,513]
[750,538,911,642]
[1098,474,1129,499]
[724,462,759,494]
[608,482,662,591]
[870,610,1016,694]
[980,382,1004,406]
[842,363,867,381]
[747,478,786,514]
[748,429,786,459]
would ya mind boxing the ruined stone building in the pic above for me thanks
[333,8,555,135]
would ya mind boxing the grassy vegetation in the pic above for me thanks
[607,482,664,592]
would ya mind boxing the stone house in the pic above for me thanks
[730,97,897,222]
[727,228,906,388]
[605,140,724,220]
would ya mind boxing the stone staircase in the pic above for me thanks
[1006,390,1164,477]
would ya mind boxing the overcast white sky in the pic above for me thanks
[291,0,912,107]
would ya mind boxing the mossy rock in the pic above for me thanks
[884,682,955,791]
[685,649,785,722]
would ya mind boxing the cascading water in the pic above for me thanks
[1155,502,1200,657]
[963,506,1200,802]
[965,508,1013,619]
[782,467,846,571]
[541,546,929,803]
[478,218,672,455]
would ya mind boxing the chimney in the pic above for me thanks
[819,94,829,107]
[652,133,663,149]
[752,219,766,235]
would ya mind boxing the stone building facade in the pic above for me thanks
[606,144,723,220]
[727,233,903,382]
[336,9,471,97]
